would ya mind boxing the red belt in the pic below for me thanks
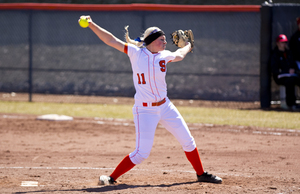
[143,98,166,107]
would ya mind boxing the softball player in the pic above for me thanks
[80,15,222,185]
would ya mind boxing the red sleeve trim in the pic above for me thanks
[0,3,260,12]
[124,43,128,55]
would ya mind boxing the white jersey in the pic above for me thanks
[124,43,176,103]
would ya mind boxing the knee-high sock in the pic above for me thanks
[110,155,135,181]
[185,147,204,176]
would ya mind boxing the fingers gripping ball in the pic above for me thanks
[78,16,91,28]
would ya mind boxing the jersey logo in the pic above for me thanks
[159,60,166,72]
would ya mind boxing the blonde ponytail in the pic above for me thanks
[124,25,144,47]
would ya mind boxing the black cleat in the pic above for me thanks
[197,171,222,184]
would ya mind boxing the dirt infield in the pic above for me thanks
[0,112,299,194]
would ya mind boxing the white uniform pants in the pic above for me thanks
[129,98,196,164]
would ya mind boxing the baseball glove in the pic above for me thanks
[171,29,194,51]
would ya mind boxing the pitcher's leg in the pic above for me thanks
[109,155,135,181]
[101,106,159,184]
[129,106,160,164]
[159,101,196,152]
[185,148,204,176]
[160,105,203,175]
[159,101,222,183]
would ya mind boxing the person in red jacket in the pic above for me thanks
[271,34,300,109]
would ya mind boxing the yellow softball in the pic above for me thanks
[79,18,89,28]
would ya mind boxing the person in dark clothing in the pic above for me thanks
[271,34,300,109]
[289,17,300,67]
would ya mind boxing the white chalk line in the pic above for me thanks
[0,166,251,178]
[0,166,192,173]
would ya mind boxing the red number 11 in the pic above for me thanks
[137,73,146,84]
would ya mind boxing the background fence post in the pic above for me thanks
[28,10,32,102]
[260,3,273,108]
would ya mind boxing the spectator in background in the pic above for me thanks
[271,34,300,110]
[289,17,300,68]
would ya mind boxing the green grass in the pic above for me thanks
[178,107,300,129]
[1,101,300,129]
[0,101,133,119]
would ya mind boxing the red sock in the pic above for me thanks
[110,155,135,181]
[185,147,204,176]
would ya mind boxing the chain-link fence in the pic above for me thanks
[0,4,261,103]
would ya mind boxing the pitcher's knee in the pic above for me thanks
[182,139,196,152]
[129,151,150,164]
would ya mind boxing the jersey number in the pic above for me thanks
[137,60,166,84]
[137,73,146,84]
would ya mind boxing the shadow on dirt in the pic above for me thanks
[13,181,197,193]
